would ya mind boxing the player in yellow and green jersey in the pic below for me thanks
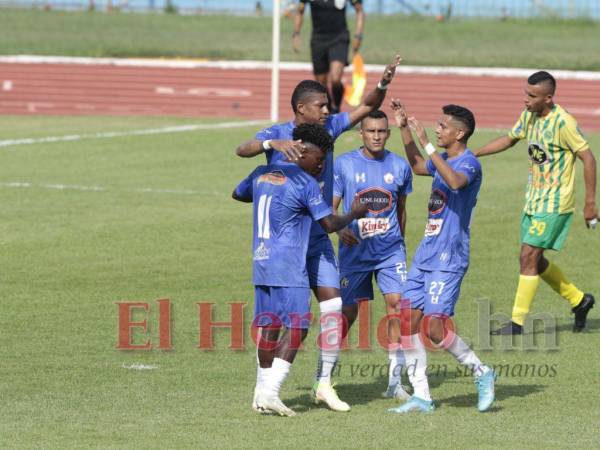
[476,71,598,335]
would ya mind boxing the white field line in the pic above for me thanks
[0,181,225,196]
[2,55,600,80]
[0,119,269,149]
[121,363,158,370]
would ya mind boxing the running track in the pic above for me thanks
[1,59,600,131]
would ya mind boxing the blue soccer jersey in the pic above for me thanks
[234,161,332,287]
[333,148,413,272]
[255,113,351,240]
[412,149,482,273]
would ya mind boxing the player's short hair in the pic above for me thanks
[528,71,556,94]
[291,80,328,113]
[443,104,476,142]
[361,110,389,128]
[292,123,333,152]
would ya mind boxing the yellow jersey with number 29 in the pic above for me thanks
[509,104,590,215]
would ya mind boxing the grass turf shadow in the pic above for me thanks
[441,383,546,410]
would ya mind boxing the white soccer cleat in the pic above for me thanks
[252,388,274,415]
[254,390,296,417]
[312,382,351,412]
[382,383,411,401]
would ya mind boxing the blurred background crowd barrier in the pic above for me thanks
[1,0,599,20]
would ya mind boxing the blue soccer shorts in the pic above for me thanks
[306,234,340,289]
[340,262,408,306]
[402,265,465,317]
[253,285,312,329]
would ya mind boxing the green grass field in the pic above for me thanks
[2,8,600,69]
[1,115,599,448]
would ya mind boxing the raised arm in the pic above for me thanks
[235,139,306,160]
[292,1,305,53]
[351,2,365,54]
[577,148,599,227]
[348,54,402,128]
[475,135,518,157]
[409,117,468,190]
[390,99,429,176]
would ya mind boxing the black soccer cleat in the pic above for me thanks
[491,321,523,335]
[572,293,595,333]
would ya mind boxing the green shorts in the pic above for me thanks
[520,212,573,251]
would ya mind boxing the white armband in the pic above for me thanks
[262,140,272,150]
[377,81,389,91]
[425,143,437,156]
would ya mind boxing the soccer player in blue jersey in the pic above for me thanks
[333,110,413,400]
[387,101,496,414]
[233,124,367,416]
[235,55,402,411]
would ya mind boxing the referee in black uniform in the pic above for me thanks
[293,0,365,114]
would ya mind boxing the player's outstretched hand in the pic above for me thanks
[390,98,408,128]
[379,54,402,87]
[350,195,369,219]
[584,202,598,229]
[338,228,360,246]
[271,139,305,161]
[408,117,429,147]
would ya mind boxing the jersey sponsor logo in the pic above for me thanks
[257,170,287,185]
[528,142,548,165]
[357,187,392,214]
[358,217,390,239]
[424,218,443,237]
[428,189,447,215]
[384,172,394,184]
[355,172,366,183]
[253,242,270,261]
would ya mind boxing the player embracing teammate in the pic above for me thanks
[235,56,403,415]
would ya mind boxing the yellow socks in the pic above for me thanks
[511,275,540,326]
[540,261,584,308]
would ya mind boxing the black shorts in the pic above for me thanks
[310,30,350,75]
